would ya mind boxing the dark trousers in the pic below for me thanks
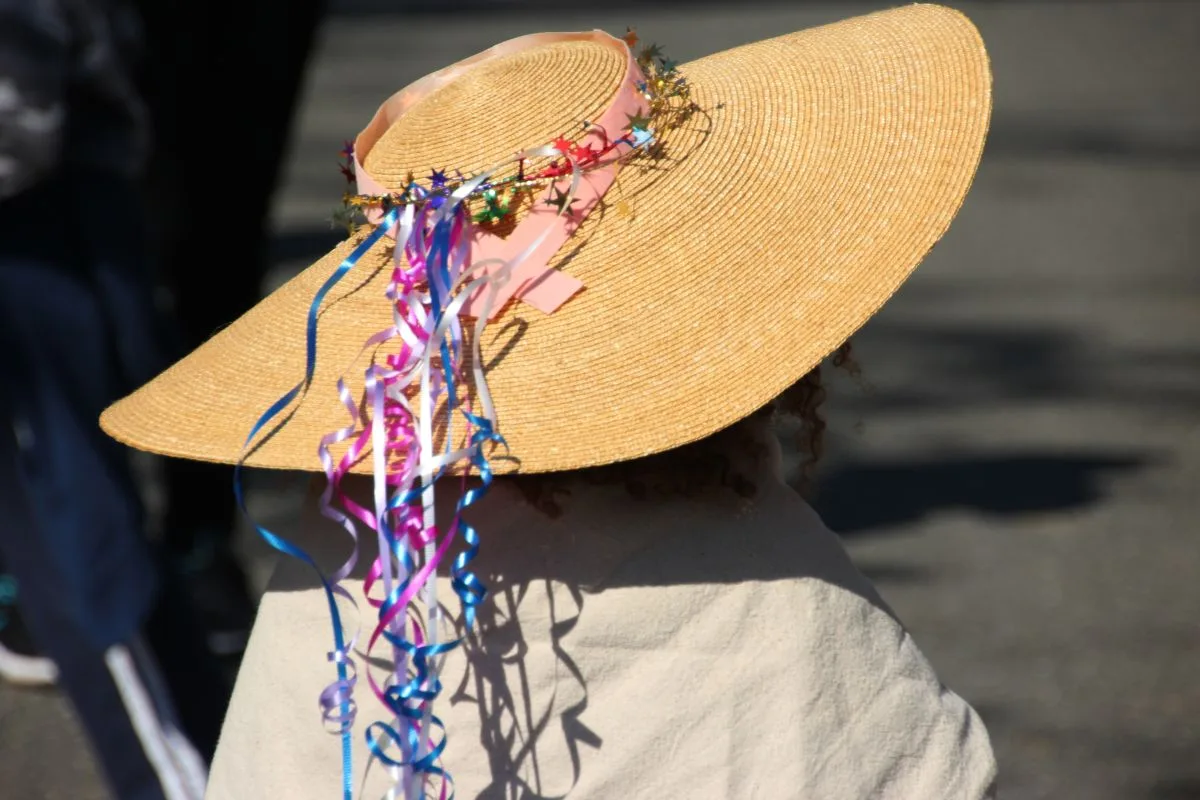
[0,173,227,799]
[134,0,327,554]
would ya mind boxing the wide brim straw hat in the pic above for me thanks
[101,3,991,475]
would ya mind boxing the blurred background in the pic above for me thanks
[0,1,1196,799]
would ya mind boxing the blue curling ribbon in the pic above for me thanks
[235,208,399,800]
[426,207,498,627]
[425,211,462,460]
[453,413,505,628]
[362,419,502,793]
[365,618,458,782]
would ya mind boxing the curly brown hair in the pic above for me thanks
[512,341,860,517]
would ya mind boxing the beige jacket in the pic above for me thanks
[207,430,997,799]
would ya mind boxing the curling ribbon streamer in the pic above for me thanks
[245,30,654,800]
[344,42,650,796]
[326,162,580,797]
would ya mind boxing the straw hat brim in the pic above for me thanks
[101,4,991,475]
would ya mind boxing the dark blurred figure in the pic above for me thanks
[0,0,228,797]
[131,0,328,656]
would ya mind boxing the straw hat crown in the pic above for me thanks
[366,39,628,189]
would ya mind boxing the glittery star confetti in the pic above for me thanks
[473,188,516,224]
[639,43,663,61]
[569,143,597,163]
[626,111,652,132]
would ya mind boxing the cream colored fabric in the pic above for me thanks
[207,433,997,799]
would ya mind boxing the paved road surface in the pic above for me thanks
[1,2,1197,798]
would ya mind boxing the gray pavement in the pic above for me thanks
[2,2,1198,798]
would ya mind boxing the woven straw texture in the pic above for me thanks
[101,4,992,475]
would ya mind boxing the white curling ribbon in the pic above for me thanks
[368,363,417,785]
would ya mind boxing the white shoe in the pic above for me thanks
[0,580,58,687]
[0,638,58,686]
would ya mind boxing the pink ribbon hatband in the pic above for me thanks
[352,30,647,320]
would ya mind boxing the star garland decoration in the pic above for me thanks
[334,30,696,235]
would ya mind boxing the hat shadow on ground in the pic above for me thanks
[815,452,1150,537]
